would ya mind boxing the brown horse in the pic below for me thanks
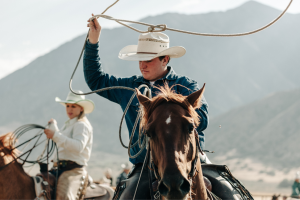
[0,132,36,199]
[136,83,208,200]
[0,132,113,200]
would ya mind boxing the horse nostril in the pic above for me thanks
[180,178,191,196]
[158,181,169,196]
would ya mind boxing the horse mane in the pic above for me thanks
[139,83,201,131]
[0,132,18,158]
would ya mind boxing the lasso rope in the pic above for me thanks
[92,0,293,36]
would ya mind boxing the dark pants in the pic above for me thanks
[114,163,152,200]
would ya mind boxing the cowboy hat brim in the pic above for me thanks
[118,45,186,61]
[55,97,95,114]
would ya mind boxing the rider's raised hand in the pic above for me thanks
[87,14,101,44]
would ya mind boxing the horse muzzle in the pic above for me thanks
[158,174,191,200]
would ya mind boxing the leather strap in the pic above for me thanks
[53,160,83,170]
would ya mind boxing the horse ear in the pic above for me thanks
[135,88,151,109]
[186,83,205,109]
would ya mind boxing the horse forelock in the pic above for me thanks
[0,132,19,158]
[139,83,200,131]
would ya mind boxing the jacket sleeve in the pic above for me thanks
[178,79,209,133]
[52,122,91,154]
[83,41,134,104]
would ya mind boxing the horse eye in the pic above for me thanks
[188,123,194,134]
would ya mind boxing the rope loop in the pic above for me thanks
[94,0,293,36]
[148,24,167,32]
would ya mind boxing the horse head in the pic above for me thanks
[136,83,207,200]
[0,132,18,166]
[0,133,38,199]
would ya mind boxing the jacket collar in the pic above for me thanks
[135,66,177,83]
[65,117,78,127]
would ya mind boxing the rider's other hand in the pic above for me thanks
[44,129,55,139]
[87,13,101,44]
[48,119,59,132]
[48,118,57,125]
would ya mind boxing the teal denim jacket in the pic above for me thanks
[83,41,209,164]
[292,181,300,197]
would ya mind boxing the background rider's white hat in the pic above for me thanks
[55,90,95,114]
[121,163,131,170]
[296,171,300,179]
[118,32,186,61]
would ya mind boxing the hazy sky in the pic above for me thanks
[0,0,299,79]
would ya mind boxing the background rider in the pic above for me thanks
[292,171,300,198]
[116,163,131,186]
[44,91,94,199]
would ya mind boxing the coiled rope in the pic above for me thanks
[69,0,293,158]
[11,124,56,164]
[0,124,57,171]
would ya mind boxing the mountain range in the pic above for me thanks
[206,88,300,169]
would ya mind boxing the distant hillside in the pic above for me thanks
[206,88,300,170]
[0,1,299,163]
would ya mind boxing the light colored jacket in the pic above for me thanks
[52,117,93,166]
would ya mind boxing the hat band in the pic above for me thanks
[137,52,157,54]
[139,38,168,43]
[66,100,77,102]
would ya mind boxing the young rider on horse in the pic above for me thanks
[292,171,300,198]
[43,90,94,200]
[84,16,209,199]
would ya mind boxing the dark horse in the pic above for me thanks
[136,84,208,200]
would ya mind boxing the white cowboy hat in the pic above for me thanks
[121,163,131,170]
[55,90,95,114]
[118,32,186,61]
[296,171,300,179]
